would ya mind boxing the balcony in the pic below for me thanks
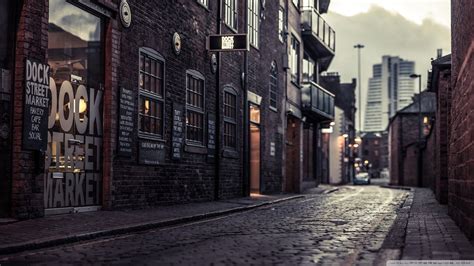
[301,7,335,71]
[301,81,335,122]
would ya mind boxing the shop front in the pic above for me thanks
[44,0,104,214]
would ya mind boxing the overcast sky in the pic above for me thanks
[325,0,451,131]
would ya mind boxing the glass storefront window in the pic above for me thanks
[46,0,104,209]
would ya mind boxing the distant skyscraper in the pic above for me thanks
[364,56,415,132]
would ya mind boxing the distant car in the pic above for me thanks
[354,172,371,185]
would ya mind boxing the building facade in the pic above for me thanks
[320,73,356,184]
[449,0,474,239]
[0,0,292,218]
[364,56,415,132]
[388,91,436,187]
[0,0,338,219]
[284,0,336,192]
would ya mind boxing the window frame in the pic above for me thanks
[269,61,278,112]
[278,6,285,43]
[185,70,206,147]
[138,47,166,141]
[248,0,260,48]
[290,35,300,85]
[292,0,300,9]
[224,0,238,31]
[197,0,209,8]
[223,87,238,149]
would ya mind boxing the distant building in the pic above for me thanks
[361,131,388,177]
[388,91,437,187]
[426,54,451,204]
[364,56,416,132]
[320,73,357,184]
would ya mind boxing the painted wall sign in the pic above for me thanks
[207,113,216,160]
[45,80,103,209]
[118,87,135,156]
[138,139,165,165]
[171,103,184,160]
[22,59,50,151]
[207,34,249,52]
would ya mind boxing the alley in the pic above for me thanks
[0,185,408,265]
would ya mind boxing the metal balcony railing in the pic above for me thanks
[301,81,335,120]
[301,7,336,53]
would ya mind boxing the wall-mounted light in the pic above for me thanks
[342,133,349,138]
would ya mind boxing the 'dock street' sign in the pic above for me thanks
[22,58,50,151]
[207,34,249,52]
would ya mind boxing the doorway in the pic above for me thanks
[250,124,260,193]
[285,116,300,193]
[249,104,261,194]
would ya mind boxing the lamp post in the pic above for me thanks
[353,44,364,134]
[410,73,422,187]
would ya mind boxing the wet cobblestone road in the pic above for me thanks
[0,185,409,265]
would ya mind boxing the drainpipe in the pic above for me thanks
[242,0,249,196]
[214,0,222,200]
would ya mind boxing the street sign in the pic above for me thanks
[207,34,248,52]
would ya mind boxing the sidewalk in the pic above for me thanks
[0,187,336,255]
[401,188,474,260]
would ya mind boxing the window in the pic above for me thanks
[278,7,285,43]
[248,0,259,47]
[197,0,208,8]
[292,0,299,9]
[139,48,165,138]
[269,61,278,110]
[223,89,237,148]
[290,35,300,84]
[303,53,316,83]
[186,71,205,145]
[224,0,237,30]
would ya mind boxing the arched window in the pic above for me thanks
[269,61,278,111]
[138,47,165,139]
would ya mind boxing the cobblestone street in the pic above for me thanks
[0,185,410,265]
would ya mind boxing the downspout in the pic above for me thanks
[214,0,222,200]
[242,0,250,196]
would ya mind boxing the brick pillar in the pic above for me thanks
[11,0,48,219]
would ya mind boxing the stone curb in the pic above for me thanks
[380,185,415,192]
[323,187,339,194]
[0,195,304,256]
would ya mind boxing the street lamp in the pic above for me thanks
[410,73,422,187]
[354,44,365,134]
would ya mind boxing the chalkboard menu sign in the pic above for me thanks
[207,113,216,160]
[22,59,50,151]
[118,87,135,156]
[171,103,184,160]
[138,139,165,165]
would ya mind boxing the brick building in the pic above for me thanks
[320,73,356,184]
[0,0,288,219]
[284,0,336,191]
[427,54,451,204]
[388,91,436,187]
[449,1,474,239]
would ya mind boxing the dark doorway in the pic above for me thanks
[285,116,300,193]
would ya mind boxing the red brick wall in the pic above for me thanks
[403,144,418,187]
[10,0,48,219]
[434,68,451,204]
[450,0,474,239]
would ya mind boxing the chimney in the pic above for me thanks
[437,49,443,59]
